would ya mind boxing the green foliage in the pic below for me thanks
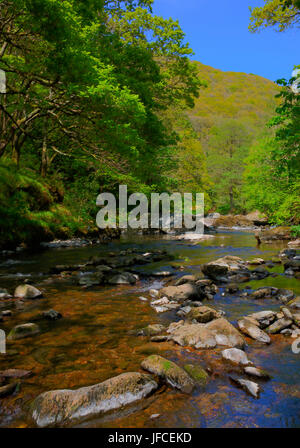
[242,137,300,224]
[0,0,202,247]
[249,0,300,33]
[186,62,279,212]
[268,71,300,178]
[0,159,86,248]
[291,225,300,237]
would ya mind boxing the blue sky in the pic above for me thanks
[152,0,298,82]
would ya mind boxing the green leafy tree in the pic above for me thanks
[205,119,251,212]
[249,0,300,32]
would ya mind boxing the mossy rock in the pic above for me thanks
[183,364,208,386]
[141,354,195,393]
[7,323,40,340]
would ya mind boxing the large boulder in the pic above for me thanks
[14,284,42,299]
[237,318,271,344]
[214,215,253,228]
[141,355,194,394]
[32,372,157,428]
[201,256,251,282]
[245,211,269,226]
[159,284,200,302]
[7,323,40,340]
[167,318,245,349]
[257,227,291,243]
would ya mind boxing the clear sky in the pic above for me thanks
[152,0,298,82]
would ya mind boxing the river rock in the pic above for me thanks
[230,377,260,398]
[78,272,104,287]
[288,239,300,248]
[222,348,252,366]
[0,369,32,379]
[281,307,293,320]
[277,289,295,303]
[141,355,195,394]
[41,310,62,321]
[291,312,300,327]
[150,335,169,342]
[288,296,300,309]
[137,324,165,337]
[186,306,220,323]
[248,310,277,328]
[244,366,271,379]
[167,318,245,349]
[237,318,271,344]
[149,289,159,297]
[14,284,42,299]
[266,318,293,334]
[249,287,278,300]
[201,256,249,281]
[247,258,265,265]
[195,279,218,300]
[0,382,18,398]
[183,364,208,386]
[245,211,269,226]
[0,288,12,299]
[177,305,192,317]
[159,284,200,302]
[7,323,40,340]
[259,227,291,243]
[108,272,137,285]
[32,372,158,427]
[279,248,296,259]
[284,259,300,276]
[175,275,197,286]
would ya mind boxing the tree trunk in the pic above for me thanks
[229,186,234,212]
[41,135,48,177]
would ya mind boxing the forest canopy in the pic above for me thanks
[0,0,299,248]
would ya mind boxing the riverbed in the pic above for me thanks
[0,230,299,428]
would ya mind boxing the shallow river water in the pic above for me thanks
[0,230,299,428]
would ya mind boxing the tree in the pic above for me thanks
[249,0,300,32]
[0,0,200,190]
[205,120,251,212]
[268,70,300,180]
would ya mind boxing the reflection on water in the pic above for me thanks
[0,230,299,428]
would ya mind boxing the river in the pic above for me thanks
[0,230,299,428]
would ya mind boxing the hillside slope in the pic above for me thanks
[178,62,280,213]
[191,61,279,132]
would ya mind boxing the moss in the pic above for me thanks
[0,160,94,249]
[183,364,208,385]
[162,360,173,372]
